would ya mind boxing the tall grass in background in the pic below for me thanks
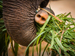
[0,0,19,56]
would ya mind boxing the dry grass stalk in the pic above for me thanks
[41,8,63,22]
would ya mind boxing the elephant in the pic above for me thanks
[3,0,54,46]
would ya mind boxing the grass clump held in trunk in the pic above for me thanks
[25,12,75,56]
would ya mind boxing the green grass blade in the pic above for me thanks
[64,12,71,17]
[25,31,45,54]
[55,38,67,51]
[0,25,5,29]
[32,41,36,56]
[54,45,62,56]
[55,21,62,30]
[14,42,19,56]
[2,29,6,31]
[39,42,41,56]
[49,31,55,49]
[40,33,47,42]
[67,31,75,39]
[0,19,4,23]
[42,44,49,56]
[32,46,34,56]
[11,40,15,54]
[25,47,29,56]
[36,44,38,55]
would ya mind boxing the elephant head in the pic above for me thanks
[3,0,54,46]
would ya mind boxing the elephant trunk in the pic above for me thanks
[3,0,37,46]
[3,0,49,46]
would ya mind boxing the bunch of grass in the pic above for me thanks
[25,12,75,56]
[0,19,19,56]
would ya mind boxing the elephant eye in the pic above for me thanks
[42,17,45,21]
[37,15,41,18]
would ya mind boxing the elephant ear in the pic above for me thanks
[3,0,49,46]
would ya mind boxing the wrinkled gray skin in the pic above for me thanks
[3,0,50,46]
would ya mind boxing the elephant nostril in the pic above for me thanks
[37,14,46,21]
[37,15,41,18]
[42,17,45,21]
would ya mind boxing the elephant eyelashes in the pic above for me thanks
[37,14,46,21]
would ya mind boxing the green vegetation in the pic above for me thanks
[0,1,19,56]
[0,0,75,56]
[25,12,75,56]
